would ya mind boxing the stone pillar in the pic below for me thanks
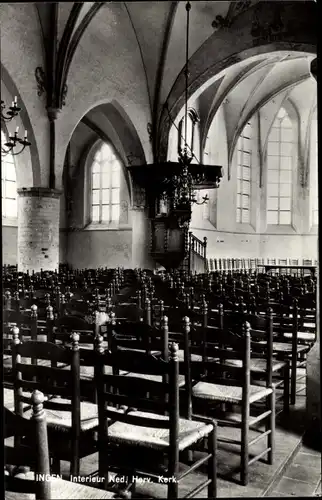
[131,208,155,270]
[17,187,61,273]
[306,57,320,440]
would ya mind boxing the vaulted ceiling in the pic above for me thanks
[0,0,317,185]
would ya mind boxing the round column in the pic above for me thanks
[17,187,61,272]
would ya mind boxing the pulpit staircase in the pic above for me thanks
[184,232,208,273]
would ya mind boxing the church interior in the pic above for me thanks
[1,1,320,499]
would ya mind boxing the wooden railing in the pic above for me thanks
[207,257,318,273]
[188,232,207,273]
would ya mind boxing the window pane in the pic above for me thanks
[102,205,110,222]
[5,181,16,199]
[101,172,110,188]
[243,138,251,153]
[237,164,241,179]
[241,210,250,223]
[111,170,120,188]
[243,152,251,167]
[280,198,291,211]
[237,150,242,165]
[267,142,279,155]
[92,162,100,174]
[267,184,279,196]
[313,210,318,225]
[282,116,292,129]
[280,183,291,197]
[101,143,112,160]
[280,157,292,170]
[242,195,249,209]
[92,190,100,205]
[236,208,241,223]
[94,150,101,162]
[111,188,119,204]
[267,170,279,183]
[101,189,110,204]
[243,181,250,195]
[277,108,287,119]
[236,194,241,208]
[280,142,292,156]
[267,156,279,170]
[112,159,120,171]
[5,165,16,181]
[269,127,279,142]
[279,211,291,225]
[242,166,250,180]
[280,170,292,183]
[92,173,100,189]
[237,179,242,193]
[91,205,99,222]
[2,197,6,216]
[243,123,252,138]
[111,204,120,222]
[6,198,17,217]
[267,197,278,210]
[267,211,278,224]
[281,128,293,142]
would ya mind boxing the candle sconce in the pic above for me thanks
[1,97,31,156]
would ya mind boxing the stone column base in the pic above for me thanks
[17,187,61,273]
[306,340,321,440]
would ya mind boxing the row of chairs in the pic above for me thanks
[207,258,317,272]
[6,322,218,499]
[3,266,317,499]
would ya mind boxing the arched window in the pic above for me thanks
[266,107,293,225]
[236,121,252,224]
[310,112,318,227]
[1,130,17,219]
[90,141,121,224]
[178,109,199,156]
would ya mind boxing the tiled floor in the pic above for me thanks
[268,444,321,497]
[4,379,321,498]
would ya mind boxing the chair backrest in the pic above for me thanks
[108,314,169,360]
[4,390,51,500]
[11,334,81,441]
[95,338,180,453]
[188,321,251,398]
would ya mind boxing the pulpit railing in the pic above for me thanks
[188,232,207,273]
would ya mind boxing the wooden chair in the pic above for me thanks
[188,321,275,486]
[4,390,129,500]
[11,333,99,477]
[272,298,312,405]
[95,339,217,499]
[222,308,290,415]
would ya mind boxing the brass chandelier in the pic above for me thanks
[1,97,31,156]
[128,1,223,228]
[172,1,209,209]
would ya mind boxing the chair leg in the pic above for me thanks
[70,452,79,477]
[283,361,290,414]
[290,357,297,405]
[241,404,249,486]
[208,425,217,498]
[167,478,179,499]
[267,391,275,465]
[51,456,60,475]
